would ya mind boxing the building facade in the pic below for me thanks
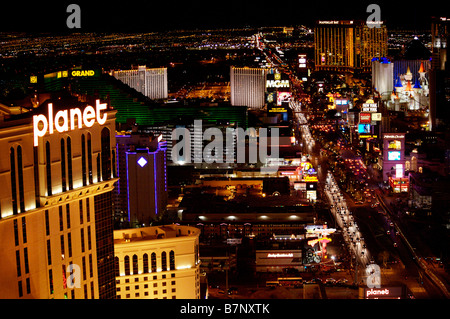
[115,133,167,227]
[230,66,267,109]
[0,98,118,299]
[114,224,201,299]
[111,66,168,100]
[314,20,387,72]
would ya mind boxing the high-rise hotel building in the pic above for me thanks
[115,132,167,227]
[111,66,168,100]
[0,98,118,298]
[314,20,387,72]
[230,66,267,109]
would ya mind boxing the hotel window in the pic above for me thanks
[79,200,83,224]
[24,247,29,274]
[87,225,92,250]
[14,219,19,246]
[47,240,52,265]
[66,204,71,229]
[96,154,101,182]
[49,269,53,295]
[143,253,149,273]
[132,254,138,275]
[16,250,21,277]
[80,228,85,253]
[61,139,66,192]
[68,233,72,258]
[86,199,90,222]
[45,210,50,236]
[82,257,87,281]
[81,134,87,186]
[87,133,93,184]
[10,147,17,215]
[124,255,130,276]
[67,137,73,190]
[101,127,111,181]
[112,150,117,178]
[161,251,167,271]
[26,278,31,295]
[59,206,64,231]
[46,141,52,196]
[151,253,157,272]
[17,145,25,213]
[169,250,175,270]
[60,235,65,257]
[89,254,93,278]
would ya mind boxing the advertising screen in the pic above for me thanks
[277,92,291,106]
[388,140,402,150]
[388,151,401,161]
[359,113,372,124]
[358,124,371,134]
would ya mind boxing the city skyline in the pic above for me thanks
[0,0,448,306]
[2,1,445,33]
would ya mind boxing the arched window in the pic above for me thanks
[124,255,130,276]
[132,254,138,275]
[81,134,87,186]
[17,145,24,213]
[61,138,66,192]
[67,137,73,190]
[45,141,52,196]
[169,250,175,271]
[114,257,120,277]
[151,252,157,272]
[161,251,167,271]
[143,253,149,273]
[101,127,111,181]
[10,147,17,215]
[87,133,93,184]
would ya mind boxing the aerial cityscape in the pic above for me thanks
[0,1,448,308]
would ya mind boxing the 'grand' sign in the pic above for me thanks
[33,100,107,146]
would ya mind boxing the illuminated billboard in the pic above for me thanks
[388,140,402,150]
[277,92,291,106]
[359,113,372,124]
[358,124,371,134]
[388,151,401,161]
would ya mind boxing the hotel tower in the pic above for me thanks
[111,66,168,100]
[0,97,118,299]
[230,66,267,109]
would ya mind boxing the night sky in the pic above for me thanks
[2,0,445,32]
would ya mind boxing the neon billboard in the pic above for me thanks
[33,99,108,146]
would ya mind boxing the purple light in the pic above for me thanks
[137,157,148,168]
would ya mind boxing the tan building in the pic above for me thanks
[114,224,201,299]
[0,97,118,299]
[314,20,387,72]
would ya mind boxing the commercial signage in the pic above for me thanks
[277,92,291,106]
[362,101,377,112]
[267,253,294,258]
[371,113,382,121]
[359,113,372,124]
[266,79,289,88]
[364,287,403,299]
[388,151,401,161]
[71,70,96,77]
[383,133,405,139]
[33,99,108,146]
[358,124,371,134]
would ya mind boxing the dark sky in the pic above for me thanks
[2,1,445,32]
